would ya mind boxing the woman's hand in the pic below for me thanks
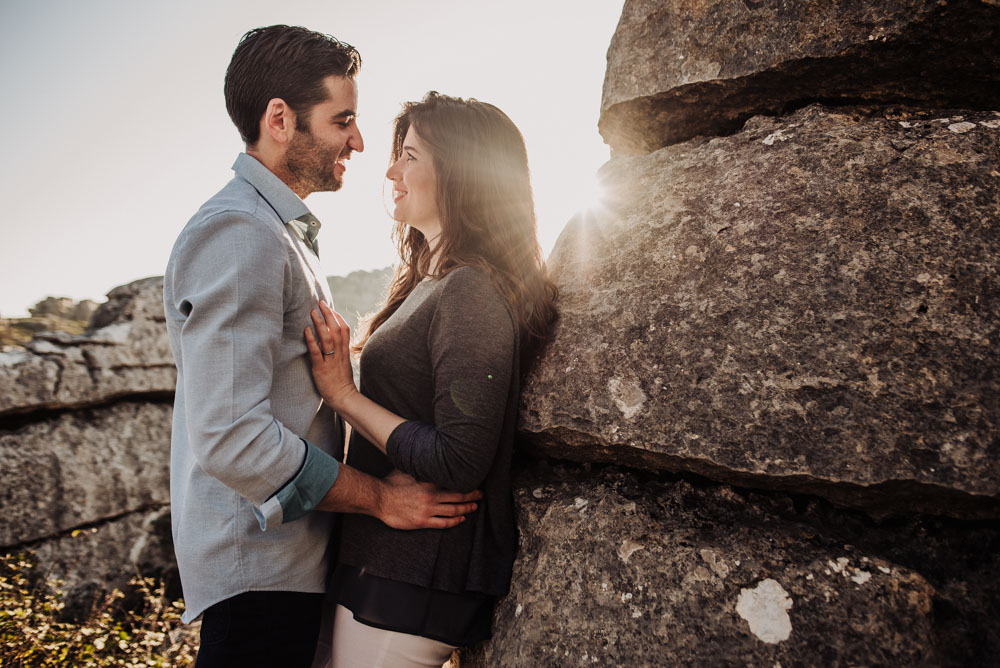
[305,302,358,410]
[306,302,407,454]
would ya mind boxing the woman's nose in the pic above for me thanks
[386,159,400,181]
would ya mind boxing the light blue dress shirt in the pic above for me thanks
[164,153,341,622]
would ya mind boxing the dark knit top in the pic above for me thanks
[336,266,520,630]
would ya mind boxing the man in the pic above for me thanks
[163,25,480,667]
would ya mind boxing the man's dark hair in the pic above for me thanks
[225,25,361,145]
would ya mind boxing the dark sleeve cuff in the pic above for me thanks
[386,420,435,477]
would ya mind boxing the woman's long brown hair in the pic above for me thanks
[355,91,557,369]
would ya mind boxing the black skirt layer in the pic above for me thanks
[332,563,496,647]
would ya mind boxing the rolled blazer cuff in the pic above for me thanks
[254,439,340,530]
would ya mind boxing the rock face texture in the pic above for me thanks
[1,401,172,547]
[460,462,1000,666]
[0,295,98,348]
[484,0,1000,664]
[522,105,1000,519]
[26,506,175,611]
[0,278,176,600]
[601,0,1000,153]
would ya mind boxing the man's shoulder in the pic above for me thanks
[166,176,290,273]
[169,177,292,255]
[189,176,274,229]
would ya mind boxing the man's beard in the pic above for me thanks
[285,129,343,194]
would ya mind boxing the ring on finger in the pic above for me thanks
[323,350,335,356]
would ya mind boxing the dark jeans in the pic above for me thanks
[194,590,324,668]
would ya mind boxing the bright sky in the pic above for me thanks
[0,0,623,318]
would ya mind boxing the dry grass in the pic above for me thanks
[0,553,198,667]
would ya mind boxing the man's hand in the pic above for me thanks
[314,463,481,528]
[376,470,483,530]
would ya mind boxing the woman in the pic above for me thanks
[304,91,557,666]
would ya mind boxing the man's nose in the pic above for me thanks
[349,126,364,153]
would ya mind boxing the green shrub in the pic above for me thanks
[0,553,198,667]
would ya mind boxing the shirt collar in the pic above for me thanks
[232,153,312,225]
[288,214,321,250]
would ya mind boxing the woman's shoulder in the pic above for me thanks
[438,265,499,298]
[435,266,514,327]
[441,263,488,282]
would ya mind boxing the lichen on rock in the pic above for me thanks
[736,578,793,644]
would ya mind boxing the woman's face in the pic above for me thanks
[386,125,441,242]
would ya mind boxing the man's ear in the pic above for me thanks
[261,98,295,145]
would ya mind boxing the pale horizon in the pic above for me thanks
[0,0,624,318]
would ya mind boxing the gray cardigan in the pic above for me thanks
[338,266,520,596]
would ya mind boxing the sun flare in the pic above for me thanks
[575,173,609,215]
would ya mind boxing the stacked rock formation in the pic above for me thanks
[0,277,177,604]
[462,1,1000,665]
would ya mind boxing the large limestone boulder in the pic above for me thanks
[1,401,172,546]
[0,277,177,604]
[462,462,998,665]
[601,0,1000,153]
[0,277,175,415]
[521,105,1000,518]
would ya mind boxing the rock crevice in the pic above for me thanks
[462,460,999,666]
[601,0,1000,153]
